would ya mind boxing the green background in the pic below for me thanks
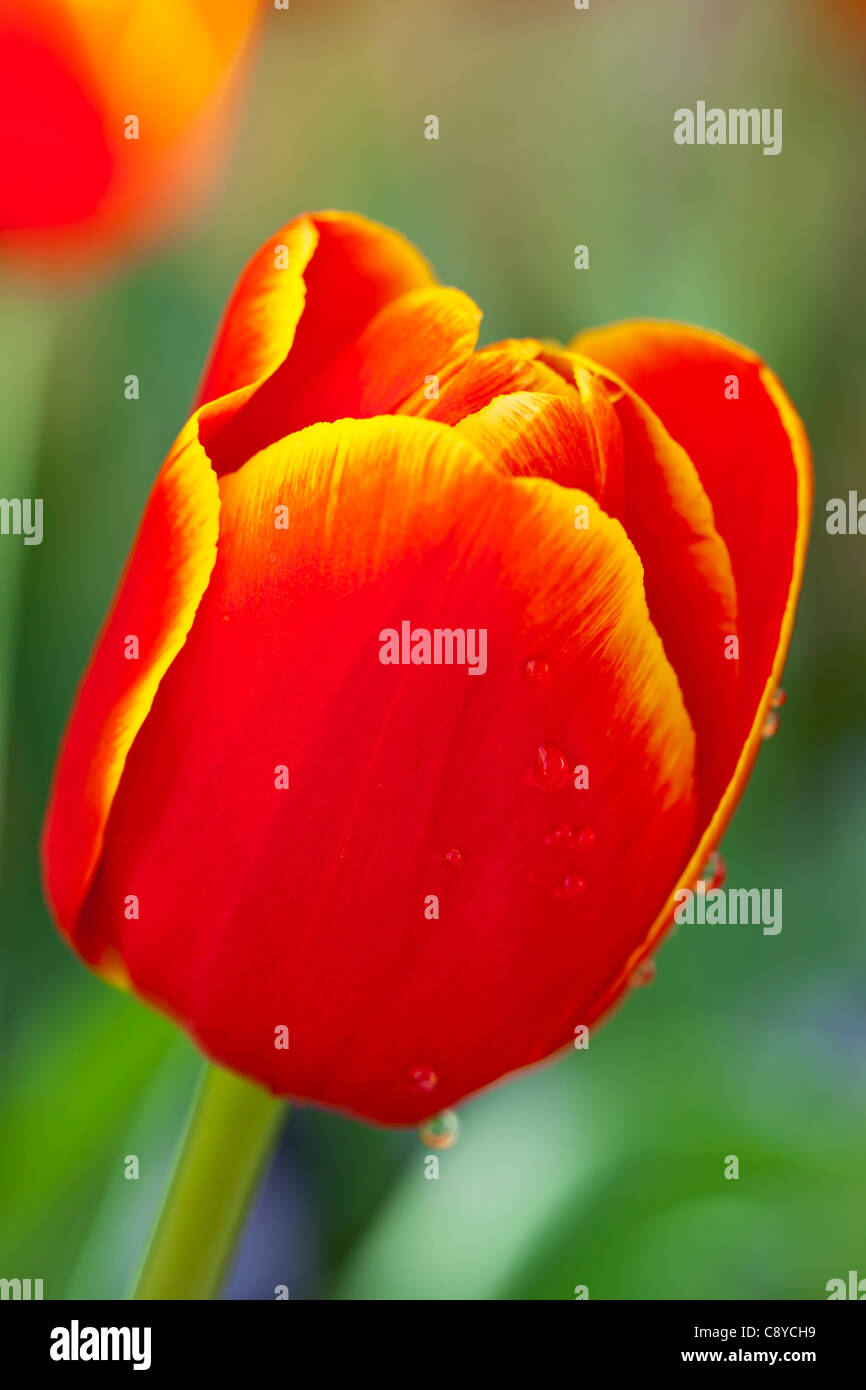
[1,0,864,1299]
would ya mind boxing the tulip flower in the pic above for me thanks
[0,0,261,271]
[43,212,811,1139]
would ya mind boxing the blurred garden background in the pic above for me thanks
[1,0,864,1299]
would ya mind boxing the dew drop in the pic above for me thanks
[441,848,463,869]
[530,743,570,791]
[762,688,787,739]
[630,959,656,988]
[553,873,586,900]
[522,657,551,686]
[762,709,779,740]
[408,1065,438,1096]
[419,1109,459,1150]
[702,849,727,891]
[576,826,596,850]
[543,823,574,851]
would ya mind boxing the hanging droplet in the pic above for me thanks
[419,1109,460,1151]
[630,959,656,988]
[762,688,786,739]
[576,826,596,850]
[522,657,551,686]
[702,849,727,891]
[543,823,574,851]
[442,848,463,869]
[408,1065,438,1096]
[553,873,586,900]
[530,744,570,791]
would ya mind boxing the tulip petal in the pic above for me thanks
[0,3,113,232]
[0,0,261,268]
[41,418,220,948]
[453,375,625,516]
[197,212,439,470]
[562,320,812,1035]
[416,339,576,426]
[578,368,740,820]
[453,352,739,817]
[228,285,482,443]
[76,415,697,1124]
[195,216,319,410]
[573,321,812,759]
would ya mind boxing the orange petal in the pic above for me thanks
[573,321,812,761]
[75,414,696,1124]
[41,416,220,947]
[246,285,482,439]
[455,347,739,816]
[453,371,625,516]
[198,212,438,471]
[417,338,574,426]
[195,216,319,410]
[0,0,261,271]
[566,321,811,1033]
[42,212,441,941]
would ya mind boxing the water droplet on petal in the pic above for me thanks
[553,873,586,900]
[702,849,727,891]
[576,826,596,850]
[762,688,787,738]
[530,744,570,791]
[522,657,551,686]
[408,1065,438,1096]
[630,959,656,987]
[442,848,463,869]
[762,709,779,739]
[419,1109,459,1150]
[543,823,574,851]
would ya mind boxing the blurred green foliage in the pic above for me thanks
[1,0,864,1299]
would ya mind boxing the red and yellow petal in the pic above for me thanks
[239,285,482,442]
[42,212,446,943]
[581,364,741,821]
[198,212,440,471]
[573,321,812,759]
[0,0,261,270]
[75,414,697,1124]
[0,1,113,235]
[454,346,740,817]
[416,338,576,427]
[568,320,811,1024]
[452,373,625,516]
[41,416,220,951]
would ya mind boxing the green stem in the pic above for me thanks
[133,1064,286,1300]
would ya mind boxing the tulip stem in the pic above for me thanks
[133,1063,286,1300]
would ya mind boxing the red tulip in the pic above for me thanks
[42,212,811,1125]
[0,0,261,272]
